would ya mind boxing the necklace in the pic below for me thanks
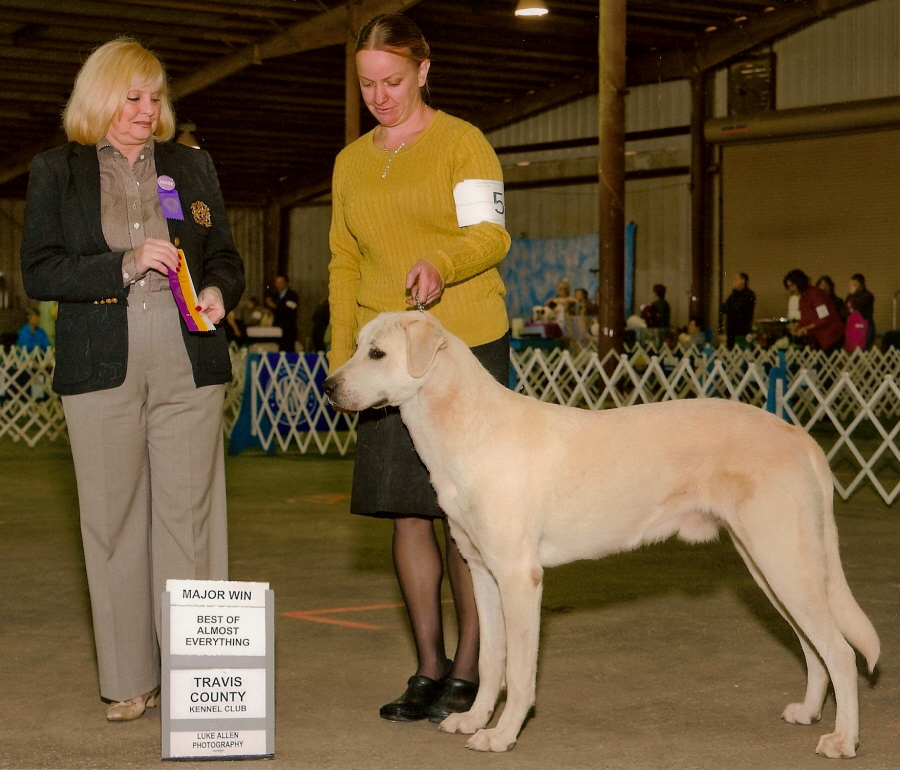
[380,141,405,179]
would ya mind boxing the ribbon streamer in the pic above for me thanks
[168,249,215,332]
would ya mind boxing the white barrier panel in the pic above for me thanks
[6,342,900,504]
[0,345,246,447]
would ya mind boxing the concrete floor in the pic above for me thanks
[0,441,898,770]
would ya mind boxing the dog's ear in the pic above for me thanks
[405,317,447,378]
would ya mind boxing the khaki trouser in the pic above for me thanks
[62,291,228,702]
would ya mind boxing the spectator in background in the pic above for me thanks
[720,272,756,348]
[678,316,706,348]
[545,279,577,323]
[651,284,670,328]
[272,275,299,352]
[17,308,50,351]
[310,298,331,352]
[846,273,875,348]
[39,300,57,346]
[816,276,847,321]
[223,309,243,345]
[784,269,844,354]
[573,287,597,316]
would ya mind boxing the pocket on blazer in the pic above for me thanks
[52,304,92,386]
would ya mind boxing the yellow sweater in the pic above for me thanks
[328,111,510,370]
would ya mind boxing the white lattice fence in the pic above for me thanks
[776,372,900,504]
[248,353,356,455]
[6,341,900,503]
[0,347,66,446]
[222,345,247,438]
[0,344,248,447]
[509,344,900,504]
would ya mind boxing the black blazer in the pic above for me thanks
[20,141,245,396]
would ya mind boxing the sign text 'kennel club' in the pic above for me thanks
[162,579,274,761]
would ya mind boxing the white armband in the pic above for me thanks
[453,179,506,228]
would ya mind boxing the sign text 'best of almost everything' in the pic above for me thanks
[162,579,274,761]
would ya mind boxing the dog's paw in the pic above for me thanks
[439,709,490,735]
[465,727,517,753]
[815,731,858,758]
[782,702,822,725]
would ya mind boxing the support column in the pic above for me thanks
[690,73,709,324]
[597,0,626,356]
[345,43,361,145]
[263,198,281,294]
[345,3,362,146]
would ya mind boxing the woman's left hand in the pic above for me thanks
[405,260,444,308]
[198,286,226,324]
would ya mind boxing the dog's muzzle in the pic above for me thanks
[322,375,340,405]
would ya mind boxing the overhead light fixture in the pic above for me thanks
[176,122,200,149]
[515,0,548,17]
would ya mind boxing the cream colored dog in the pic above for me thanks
[323,311,879,758]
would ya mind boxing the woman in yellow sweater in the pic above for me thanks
[329,14,510,724]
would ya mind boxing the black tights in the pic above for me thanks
[392,515,479,683]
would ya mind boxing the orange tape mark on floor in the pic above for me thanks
[284,600,452,630]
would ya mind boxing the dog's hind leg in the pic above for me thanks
[729,532,829,725]
[440,555,505,735]
[465,560,544,753]
[729,525,860,758]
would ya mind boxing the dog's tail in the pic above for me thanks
[812,446,880,673]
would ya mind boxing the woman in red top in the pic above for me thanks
[784,269,844,353]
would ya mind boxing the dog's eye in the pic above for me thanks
[369,347,385,360]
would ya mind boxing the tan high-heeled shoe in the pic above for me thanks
[106,687,160,722]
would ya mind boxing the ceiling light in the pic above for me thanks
[515,0,548,17]
[176,122,200,149]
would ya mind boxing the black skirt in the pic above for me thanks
[350,333,510,519]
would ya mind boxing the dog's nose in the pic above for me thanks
[322,376,337,397]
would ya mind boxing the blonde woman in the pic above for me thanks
[329,14,510,723]
[20,38,244,721]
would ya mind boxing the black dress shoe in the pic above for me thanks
[379,675,447,722]
[427,678,479,723]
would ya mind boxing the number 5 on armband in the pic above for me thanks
[454,179,506,228]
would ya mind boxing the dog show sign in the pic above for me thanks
[162,579,274,761]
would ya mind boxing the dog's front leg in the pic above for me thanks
[465,561,543,753]
[440,556,505,735]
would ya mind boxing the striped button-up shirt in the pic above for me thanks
[97,139,170,295]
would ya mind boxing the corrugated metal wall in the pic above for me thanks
[715,0,900,334]
[490,80,693,322]
[0,200,26,314]
[775,0,900,109]
[288,204,332,349]
[227,207,265,303]
[5,0,898,339]
[722,130,900,334]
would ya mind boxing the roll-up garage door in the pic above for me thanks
[721,129,900,334]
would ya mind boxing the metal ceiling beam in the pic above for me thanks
[627,0,874,84]
[462,71,600,134]
[0,0,422,186]
[171,0,422,100]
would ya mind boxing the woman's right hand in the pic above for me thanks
[134,238,180,276]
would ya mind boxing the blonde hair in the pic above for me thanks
[63,37,175,145]
[355,13,430,65]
